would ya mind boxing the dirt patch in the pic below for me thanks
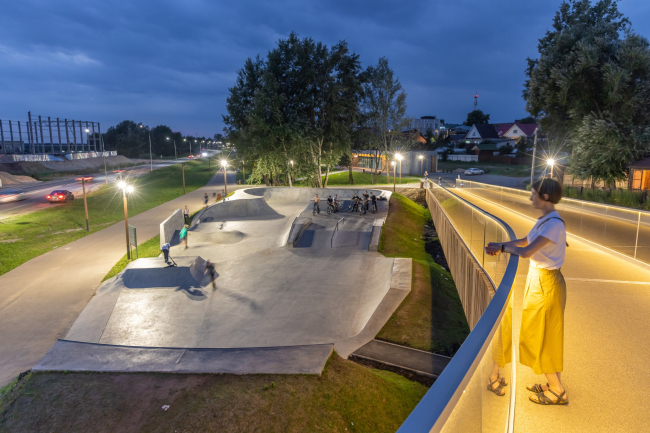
[425,239,448,269]
[0,172,40,186]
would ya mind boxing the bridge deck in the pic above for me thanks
[453,188,650,432]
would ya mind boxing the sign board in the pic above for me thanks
[128,225,138,259]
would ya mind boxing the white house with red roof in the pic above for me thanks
[501,123,537,139]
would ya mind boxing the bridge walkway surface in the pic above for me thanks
[453,187,650,432]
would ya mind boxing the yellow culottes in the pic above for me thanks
[519,267,566,375]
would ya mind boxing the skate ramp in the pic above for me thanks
[189,230,246,245]
[122,257,207,289]
[197,195,282,222]
[331,218,373,249]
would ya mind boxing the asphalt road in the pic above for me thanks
[0,156,210,219]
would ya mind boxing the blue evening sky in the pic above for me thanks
[1,0,648,137]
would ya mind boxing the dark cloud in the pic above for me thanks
[0,0,648,136]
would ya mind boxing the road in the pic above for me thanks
[0,156,211,219]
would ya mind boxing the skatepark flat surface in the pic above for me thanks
[44,188,400,373]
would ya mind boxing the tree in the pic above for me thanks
[498,144,515,155]
[464,110,490,126]
[524,0,650,185]
[425,128,435,143]
[103,120,147,157]
[516,116,537,124]
[362,57,411,184]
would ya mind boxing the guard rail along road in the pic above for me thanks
[455,179,650,270]
[398,182,519,432]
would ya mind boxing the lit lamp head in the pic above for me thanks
[117,180,126,190]
[166,137,170,140]
[85,128,89,133]
[221,160,227,168]
[396,153,403,161]
[290,160,294,166]
[126,185,134,194]
[391,161,396,166]
[547,158,555,167]
[418,155,423,160]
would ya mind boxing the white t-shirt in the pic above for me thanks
[526,211,567,270]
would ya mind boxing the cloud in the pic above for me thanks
[0,0,648,136]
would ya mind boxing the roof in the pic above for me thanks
[449,134,466,141]
[494,123,515,137]
[473,143,499,151]
[516,123,538,136]
[473,124,499,139]
[453,125,471,131]
[420,116,437,119]
[629,157,650,169]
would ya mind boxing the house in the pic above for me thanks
[447,124,471,135]
[472,143,500,157]
[502,123,537,139]
[448,134,467,145]
[494,123,515,138]
[629,157,650,190]
[465,124,499,144]
[410,116,442,135]
[351,149,439,175]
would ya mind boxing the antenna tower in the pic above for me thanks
[474,92,479,109]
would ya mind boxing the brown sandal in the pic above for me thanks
[487,377,506,396]
[529,389,568,405]
[496,375,508,386]
[526,383,549,393]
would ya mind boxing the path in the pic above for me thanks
[0,170,239,386]
[453,187,650,432]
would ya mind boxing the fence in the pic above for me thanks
[563,174,627,190]
[446,154,478,162]
[398,183,518,432]
[456,179,650,267]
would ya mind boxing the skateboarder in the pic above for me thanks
[161,243,171,263]
[206,260,216,290]
[204,192,209,209]
[183,205,190,225]
[180,225,188,249]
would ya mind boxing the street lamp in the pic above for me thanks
[184,138,191,155]
[396,153,403,185]
[289,160,294,187]
[242,160,245,185]
[547,158,555,178]
[391,161,397,192]
[221,159,228,195]
[140,124,153,171]
[418,154,424,176]
[118,180,135,260]
[166,137,177,161]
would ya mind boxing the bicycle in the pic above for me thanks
[327,203,335,215]
[313,201,320,215]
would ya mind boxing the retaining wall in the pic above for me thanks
[160,208,183,248]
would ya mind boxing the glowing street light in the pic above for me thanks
[418,154,424,176]
[118,180,135,260]
[547,158,555,178]
[221,159,228,195]
[166,137,177,161]
[392,160,397,192]
[396,153,404,184]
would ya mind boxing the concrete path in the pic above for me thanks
[352,339,451,378]
[452,187,650,432]
[0,169,240,386]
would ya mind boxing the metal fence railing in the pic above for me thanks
[398,183,519,432]
[455,179,650,267]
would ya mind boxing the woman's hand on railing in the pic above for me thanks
[485,242,503,256]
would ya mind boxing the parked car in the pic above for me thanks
[464,168,485,175]
[0,189,27,203]
[47,190,74,203]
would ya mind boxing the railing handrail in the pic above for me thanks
[399,183,519,432]
[458,178,650,217]
[331,217,344,248]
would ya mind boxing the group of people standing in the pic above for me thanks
[313,192,378,215]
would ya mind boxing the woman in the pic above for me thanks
[183,205,190,225]
[486,178,568,406]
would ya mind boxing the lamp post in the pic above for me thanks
[182,162,185,194]
[221,159,228,195]
[76,176,92,231]
[289,160,294,187]
[418,154,424,175]
[530,127,538,186]
[85,128,89,153]
[396,153,403,185]
[118,180,134,260]
[140,124,153,171]
[166,137,176,161]
[242,160,245,185]
[184,138,191,156]
[547,158,555,179]
[392,160,397,192]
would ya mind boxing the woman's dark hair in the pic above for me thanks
[532,178,562,204]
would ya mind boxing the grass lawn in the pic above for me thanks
[0,159,217,277]
[102,235,162,282]
[294,171,421,187]
[0,355,426,433]
[439,160,530,177]
[377,193,469,355]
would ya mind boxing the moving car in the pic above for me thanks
[464,168,485,175]
[47,190,75,203]
[0,189,27,203]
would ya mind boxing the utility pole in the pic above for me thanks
[123,189,130,260]
[149,131,153,171]
[78,177,90,231]
[182,162,186,194]
[530,127,538,187]
[392,161,397,192]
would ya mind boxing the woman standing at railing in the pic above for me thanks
[486,178,569,406]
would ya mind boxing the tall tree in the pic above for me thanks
[464,110,490,126]
[524,0,650,185]
[362,57,410,184]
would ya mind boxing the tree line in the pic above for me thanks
[524,0,650,187]
[223,32,414,187]
[102,120,224,158]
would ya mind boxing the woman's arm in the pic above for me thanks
[486,237,528,255]
[503,235,552,258]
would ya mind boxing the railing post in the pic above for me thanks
[634,211,641,260]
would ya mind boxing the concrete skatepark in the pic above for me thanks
[36,187,412,375]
